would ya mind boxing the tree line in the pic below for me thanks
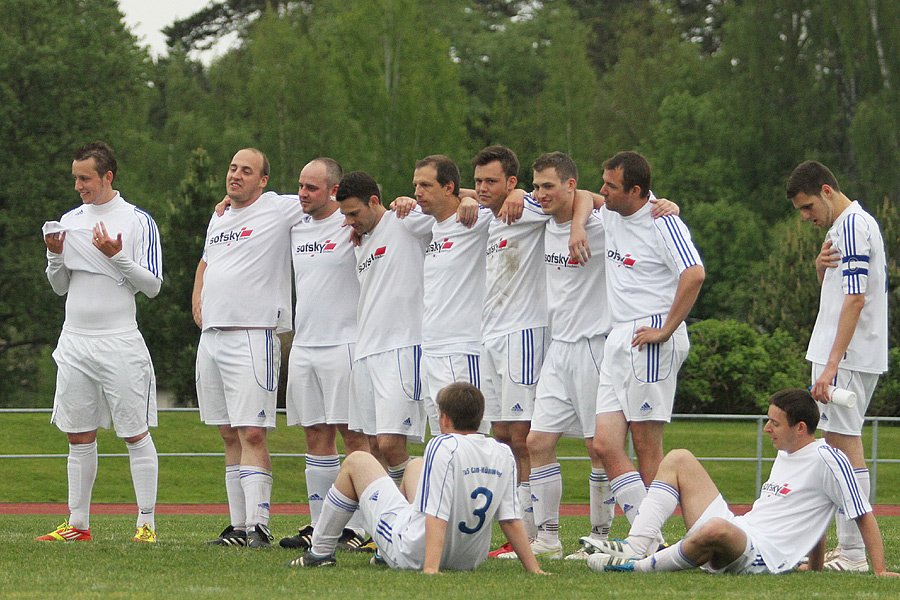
[1,0,898,413]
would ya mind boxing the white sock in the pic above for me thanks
[310,485,357,556]
[530,463,561,545]
[241,466,273,528]
[589,468,613,540]
[836,468,869,561]
[518,482,536,539]
[627,481,680,555]
[225,465,245,530]
[67,442,97,531]
[305,455,340,527]
[126,435,158,530]
[387,459,410,487]
[610,471,647,524]
[634,540,697,572]
[346,507,367,537]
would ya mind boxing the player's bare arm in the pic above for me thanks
[92,221,123,258]
[649,198,679,218]
[214,195,231,216]
[633,264,705,351]
[810,293,865,403]
[456,196,479,227]
[498,188,526,224]
[422,514,449,574]
[815,239,840,284]
[45,231,66,254]
[390,196,417,218]
[568,189,594,264]
[499,519,549,574]
[192,260,206,329]
[855,512,900,576]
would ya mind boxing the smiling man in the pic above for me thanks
[787,160,888,571]
[585,389,897,578]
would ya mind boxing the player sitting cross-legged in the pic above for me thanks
[584,388,898,577]
[286,382,547,574]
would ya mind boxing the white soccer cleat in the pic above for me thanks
[823,551,869,572]
[579,537,643,560]
[497,538,563,560]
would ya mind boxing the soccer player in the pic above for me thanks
[194,148,303,548]
[593,151,704,527]
[586,389,898,577]
[279,158,371,551]
[787,160,888,571]
[338,171,431,486]
[39,141,162,543]
[286,382,546,574]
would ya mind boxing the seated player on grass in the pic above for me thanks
[584,388,898,576]
[286,382,547,574]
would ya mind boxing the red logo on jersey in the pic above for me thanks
[778,484,791,495]
[623,254,636,267]
[441,239,453,250]
[322,240,337,251]
[498,238,508,248]
[374,246,386,257]
[239,228,253,238]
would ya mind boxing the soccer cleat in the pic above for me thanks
[580,537,643,561]
[488,541,514,558]
[498,538,562,560]
[206,525,248,547]
[247,523,274,548]
[336,528,374,552]
[823,551,869,572]
[279,525,314,550]
[587,553,637,573]
[370,552,387,566]
[285,551,337,568]
[35,519,91,542]
[564,547,592,560]
[133,524,156,543]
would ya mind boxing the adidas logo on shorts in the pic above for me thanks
[258,410,266,418]
[370,491,380,501]
[402,418,412,426]
[511,403,524,412]
[821,413,829,421]
[639,402,652,413]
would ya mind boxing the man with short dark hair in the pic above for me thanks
[39,141,162,543]
[586,389,897,577]
[286,382,546,575]
[787,160,888,571]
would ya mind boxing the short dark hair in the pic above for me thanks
[786,160,840,199]
[472,145,519,179]
[311,157,343,188]
[602,151,651,199]
[436,382,484,432]
[533,151,578,183]
[74,141,117,181]
[336,171,381,203]
[769,388,819,433]
[415,154,460,195]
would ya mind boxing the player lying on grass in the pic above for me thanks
[583,388,898,576]
[286,382,547,574]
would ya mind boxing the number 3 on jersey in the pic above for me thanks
[458,487,493,534]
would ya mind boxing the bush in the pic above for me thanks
[676,319,808,414]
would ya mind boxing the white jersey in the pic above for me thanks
[415,432,519,571]
[806,201,888,373]
[602,203,702,323]
[483,194,550,340]
[45,193,163,335]
[544,211,610,342]
[735,439,871,573]
[290,209,358,346]
[355,211,431,359]
[200,191,302,333]
[423,207,492,354]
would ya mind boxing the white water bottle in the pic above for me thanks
[826,386,857,408]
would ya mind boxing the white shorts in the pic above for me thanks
[421,352,489,434]
[811,364,879,436]
[596,318,689,422]
[51,328,157,438]
[531,335,605,439]
[482,328,548,422]
[687,495,770,575]
[196,329,280,428]
[285,343,354,427]
[350,346,425,442]
[359,476,426,570]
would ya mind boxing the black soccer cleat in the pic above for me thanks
[285,551,337,568]
[206,525,248,547]
[279,524,314,550]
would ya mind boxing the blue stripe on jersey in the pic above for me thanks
[820,445,867,516]
[376,518,393,542]
[842,214,857,259]
[420,435,455,513]
[134,207,161,277]
[660,216,699,268]
[468,354,480,388]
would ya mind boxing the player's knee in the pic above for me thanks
[525,431,555,457]
[694,518,734,547]
[661,448,698,469]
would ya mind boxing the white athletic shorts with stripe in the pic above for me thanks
[811,363,880,436]
[421,352,489,435]
[359,476,425,570]
[285,343,355,427]
[349,346,425,442]
[688,494,771,574]
[482,327,548,422]
[531,335,605,439]
[196,329,280,428]
[596,316,688,422]
[51,328,157,438]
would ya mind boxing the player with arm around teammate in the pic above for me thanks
[286,382,546,574]
[586,389,898,577]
